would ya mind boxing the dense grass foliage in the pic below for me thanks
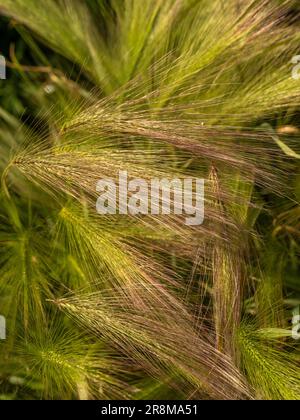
[0,0,299,400]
